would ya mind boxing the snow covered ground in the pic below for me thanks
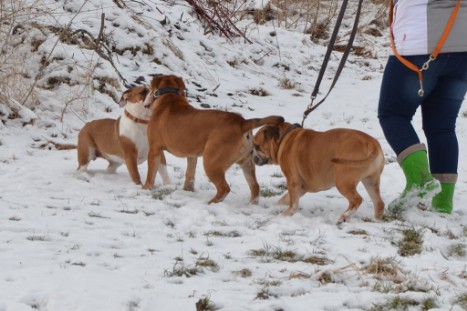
[1,1,467,310]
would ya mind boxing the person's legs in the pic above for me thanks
[378,55,443,212]
[422,52,467,213]
[378,56,425,154]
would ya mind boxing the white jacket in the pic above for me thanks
[392,0,467,56]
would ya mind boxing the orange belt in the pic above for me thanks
[389,0,461,96]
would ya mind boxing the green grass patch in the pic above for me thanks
[397,228,424,257]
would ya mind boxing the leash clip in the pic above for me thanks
[301,96,316,126]
[306,95,316,111]
[421,55,436,72]
[418,80,424,97]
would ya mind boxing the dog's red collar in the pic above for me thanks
[124,109,149,125]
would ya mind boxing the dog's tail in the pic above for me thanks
[241,116,284,133]
[46,139,77,150]
[332,147,382,166]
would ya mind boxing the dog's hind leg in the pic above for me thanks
[277,192,290,205]
[362,175,385,220]
[280,180,303,216]
[183,157,197,191]
[204,164,230,204]
[107,161,122,174]
[238,157,260,204]
[336,180,363,224]
[158,152,171,185]
[77,142,95,172]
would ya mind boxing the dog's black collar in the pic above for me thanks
[154,87,183,99]
[278,123,302,146]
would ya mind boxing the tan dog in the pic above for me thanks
[142,74,284,204]
[252,122,385,223]
[77,86,170,185]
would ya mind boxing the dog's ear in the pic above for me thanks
[118,89,130,107]
[175,76,187,94]
[264,126,280,141]
[151,76,163,89]
[140,86,149,98]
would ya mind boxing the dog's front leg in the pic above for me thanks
[183,157,197,191]
[120,138,141,185]
[142,147,162,189]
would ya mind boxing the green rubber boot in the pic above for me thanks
[388,144,441,214]
[432,183,454,214]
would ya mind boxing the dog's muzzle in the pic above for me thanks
[253,154,269,166]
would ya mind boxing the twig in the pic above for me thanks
[185,0,251,43]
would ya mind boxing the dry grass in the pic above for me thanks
[0,0,42,110]
[0,0,124,123]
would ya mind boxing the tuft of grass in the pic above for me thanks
[368,296,419,311]
[278,78,296,89]
[195,255,220,272]
[372,277,438,295]
[254,288,278,300]
[249,244,332,265]
[270,172,283,178]
[249,87,269,97]
[364,257,400,279]
[376,296,437,310]
[165,253,220,277]
[271,248,297,262]
[347,229,369,236]
[289,271,311,279]
[195,296,219,311]
[453,292,467,310]
[260,186,283,198]
[447,243,466,258]
[118,208,138,214]
[232,268,253,278]
[164,261,200,278]
[302,255,333,265]
[318,271,333,284]
[397,228,424,257]
[250,248,269,257]
[233,268,252,278]
[27,235,49,242]
[205,230,241,238]
[420,297,438,310]
[88,212,109,219]
[152,188,173,200]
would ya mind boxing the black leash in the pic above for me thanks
[301,0,364,126]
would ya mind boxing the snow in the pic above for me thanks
[1,1,467,310]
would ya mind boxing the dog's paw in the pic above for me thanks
[280,208,296,216]
[142,183,154,190]
[76,171,92,183]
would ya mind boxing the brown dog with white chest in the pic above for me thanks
[142,74,284,204]
[77,85,170,185]
[252,122,385,223]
